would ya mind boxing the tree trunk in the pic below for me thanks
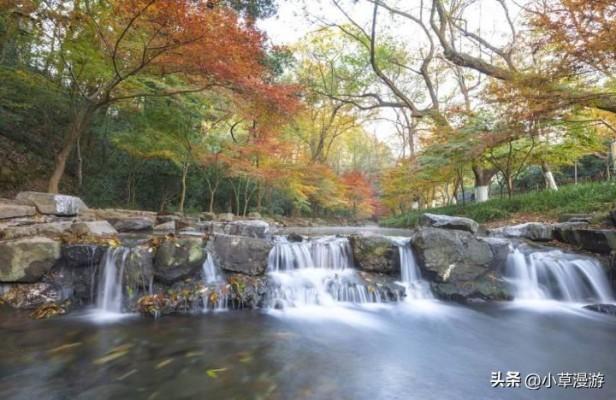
[506,175,513,198]
[472,165,492,203]
[48,105,96,193]
[178,162,189,214]
[541,161,558,191]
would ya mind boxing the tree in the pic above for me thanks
[22,0,293,193]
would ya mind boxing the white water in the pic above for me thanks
[95,247,130,316]
[267,236,385,308]
[388,237,433,300]
[201,250,229,311]
[202,250,223,284]
[506,246,614,303]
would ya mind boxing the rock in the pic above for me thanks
[177,216,200,230]
[153,238,205,283]
[431,276,511,302]
[491,222,589,242]
[560,213,593,224]
[156,214,181,225]
[349,235,399,274]
[553,226,616,254]
[0,237,61,282]
[154,221,176,233]
[247,212,262,219]
[221,220,271,239]
[1,221,73,240]
[217,213,235,222]
[71,221,118,236]
[411,228,509,301]
[108,217,153,232]
[210,234,273,275]
[419,213,479,234]
[0,202,36,220]
[0,282,68,309]
[287,233,303,242]
[94,209,156,232]
[15,192,88,216]
[584,303,616,316]
[61,244,106,268]
[124,246,155,303]
[225,274,267,309]
[200,212,216,221]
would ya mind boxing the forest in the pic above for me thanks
[1,0,615,221]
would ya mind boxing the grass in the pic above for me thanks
[381,181,616,227]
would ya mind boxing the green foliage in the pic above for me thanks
[383,181,616,226]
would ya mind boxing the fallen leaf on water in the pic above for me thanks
[185,351,205,358]
[93,350,128,365]
[117,369,138,381]
[47,342,82,354]
[237,352,252,363]
[155,359,173,369]
[206,367,227,378]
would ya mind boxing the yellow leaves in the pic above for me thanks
[93,343,133,365]
[47,342,82,354]
[30,303,66,319]
[155,359,173,369]
[205,367,227,379]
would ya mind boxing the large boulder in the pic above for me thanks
[412,228,510,301]
[0,201,36,220]
[0,237,61,282]
[153,238,205,283]
[419,213,479,234]
[95,209,156,232]
[153,221,176,233]
[0,282,68,309]
[553,226,616,254]
[15,192,88,216]
[210,234,273,275]
[349,234,400,274]
[108,217,154,232]
[221,220,271,239]
[61,244,107,268]
[71,221,118,236]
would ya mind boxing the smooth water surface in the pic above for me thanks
[1,303,615,400]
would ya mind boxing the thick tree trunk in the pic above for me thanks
[541,161,558,191]
[48,106,96,193]
[472,165,493,203]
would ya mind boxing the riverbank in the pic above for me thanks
[382,182,616,227]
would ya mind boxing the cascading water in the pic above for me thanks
[505,245,613,302]
[388,237,433,300]
[201,250,229,311]
[96,247,130,313]
[266,236,384,308]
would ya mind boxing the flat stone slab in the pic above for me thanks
[419,213,479,234]
[0,203,36,220]
[71,221,118,236]
[15,192,88,216]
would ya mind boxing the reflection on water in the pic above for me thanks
[1,303,616,400]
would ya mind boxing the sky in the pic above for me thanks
[257,0,521,155]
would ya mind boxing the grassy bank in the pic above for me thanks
[382,182,616,227]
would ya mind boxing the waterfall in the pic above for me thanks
[389,237,433,300]
[201,250,229,311]
[505,246,613,302]
[96,247,130,313]
[266,236,384,308]
[202,250,223,284]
